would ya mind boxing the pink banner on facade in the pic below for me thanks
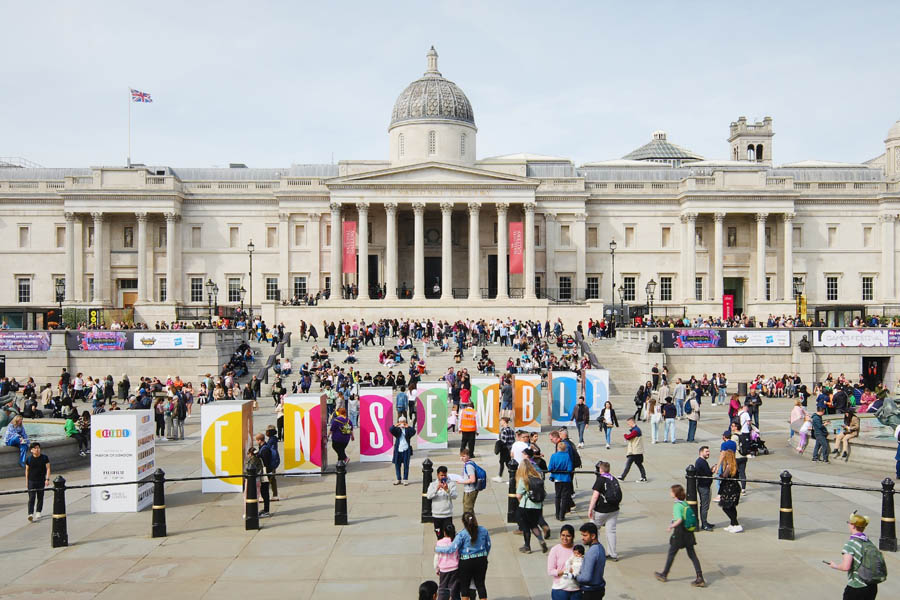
[342,221,357,274]
[359,388,394,462]
[723,294,734,319]
[509,221,524,274]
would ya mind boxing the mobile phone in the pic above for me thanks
[821,560,830,565]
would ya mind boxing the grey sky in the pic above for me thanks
[2,1,899,168]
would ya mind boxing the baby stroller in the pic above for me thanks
[746,425,769,456]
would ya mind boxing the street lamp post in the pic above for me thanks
[55,279,65,329]
[617,284,625,327]
[213,282,219,320]
[247,240,255,321]
[646,278,657,322]
[793,277,805,323]
[205,278,216,327]
[239,286,247,316]
[609,239,617,306]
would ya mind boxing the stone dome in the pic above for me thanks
[887,119,900,142]
[390,47,475,128]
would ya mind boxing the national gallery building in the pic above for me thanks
[2,48,900,326]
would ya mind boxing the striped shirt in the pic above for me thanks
[841,533,869,588]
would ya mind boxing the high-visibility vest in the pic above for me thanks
[460,407,477,432]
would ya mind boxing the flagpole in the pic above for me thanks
[127,87,131,168]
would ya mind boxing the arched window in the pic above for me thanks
[756,144,764,162]
[428,130,436,155]
[460,133,466,157]
[398,133,405,158]
[747,144,756,161]
[733,147,739,161]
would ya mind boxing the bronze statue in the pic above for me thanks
[648,335,662,353]
[875,396,900,428]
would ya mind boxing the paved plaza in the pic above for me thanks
[0,396,898,599]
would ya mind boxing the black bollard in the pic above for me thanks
[151,468,167,538]
[421,458,434,524]
[778,470,795,541]
[335,460,348,526]
[879,478,897,552]
[506,459,518,524]
[50,476,68,548]
[245,466,259,531]
[685,464,697,509]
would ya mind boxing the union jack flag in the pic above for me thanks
[130,89,152,103]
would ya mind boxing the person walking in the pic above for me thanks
[329,407,354,467]
[547,524,578,599]
[685,391,700,443]
[459,448,481,514]
[574,396,590,449]
[654,484,705,587]
[548,441,574,522]
[434,512,491,600]
[694,446,714,531]
[827,512,885,599]
[662,397,677,444]
[588,460,621,561]
[427,465,458,539]
[598,401,618,450]
[618,418,647,482]
[516,459,549,554]
[812,406,831,463]
[459,400,477,458]
[649,396,662,444]
[390,416,415,485]
[173,390,187,440]
[24,442,50,522]
[673,378,686,419]
[492,417,515,483]
[500,376,514,421]
[718,449,743,533]
[576,522,607,600]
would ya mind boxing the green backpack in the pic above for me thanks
[680,501,698,532]
[857,540,888,585]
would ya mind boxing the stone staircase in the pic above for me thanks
[583,338,646,407]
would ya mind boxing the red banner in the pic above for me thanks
[723,294,734,319]
[509,221,524,274]
[342,221,357,274]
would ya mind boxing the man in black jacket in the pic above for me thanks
[694,446,714,531]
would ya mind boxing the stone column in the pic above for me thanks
[330,202,342,295]
[682,213,697,302]
[575,213,586,299]
[91,212,105,304]
[524,203,536,299]
[440,202,453,300]
[356,203,369,300]
[714,212,725,301]
[310,213,322,293]
[545,212,557,294]
[384,203,398,300]
[279,212,290,301]
[412,202,426,300]
[64,213,75,302]
[783,213,794,301]
[165,212,177,304]
[756,213,768,301]
[468,203,481,300]
[136,212,148,302]
[882,214,897,301]
[496,203,509,300]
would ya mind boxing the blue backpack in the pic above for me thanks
[467,461,487,491]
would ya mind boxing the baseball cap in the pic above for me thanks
[720,440,737,453]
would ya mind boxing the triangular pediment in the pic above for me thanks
[326,161,537,186]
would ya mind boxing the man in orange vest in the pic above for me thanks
[459,400,478,458]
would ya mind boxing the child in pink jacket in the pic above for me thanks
[434,523,460,600]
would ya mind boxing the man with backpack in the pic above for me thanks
[828,511,886,599]
[459,448,486,514]
[588,460,621,561]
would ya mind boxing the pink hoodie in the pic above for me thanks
[546,543,574,590]
[434,536,459,573]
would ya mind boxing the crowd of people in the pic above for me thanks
[628,312,900,329]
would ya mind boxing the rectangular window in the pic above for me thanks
[727,226,737,248]
[793,276,803,300]
[560,225,571,247]
[826,276,838,301]
[17,277,31,303]
[88,278,94,302]
[191,226,201,249]
[695,226,704,248]
[228,277,241,302]
[190,277,203,303]
[793,226,802,248]
[659,276,672,302]
[625,226,635,248]
[158,226,167,248]
[158,278,167,302]
[864,226,874,248]
[87,226,94,248]
[18,226,30,248]
[535,275,542,294]
[535,224,542,247]
[293,275,307,298]
[862,276,874,301]
[324,275,331,292]
[56,227,66,249]
[695,276,703,301]
[623,276,636,301]
[266,226,277,249]
[765,276,771,301]
[587,227,598,248]
[765,226,772,248]
[294,224,306,246]
[123,226,134,249]
[266,277,279,301]
[118,279,137,290]
[229,226,239,248]
[661,226,671,248]
[586,276,599,300]
[558,276,572,300]
[827,226,837,248]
